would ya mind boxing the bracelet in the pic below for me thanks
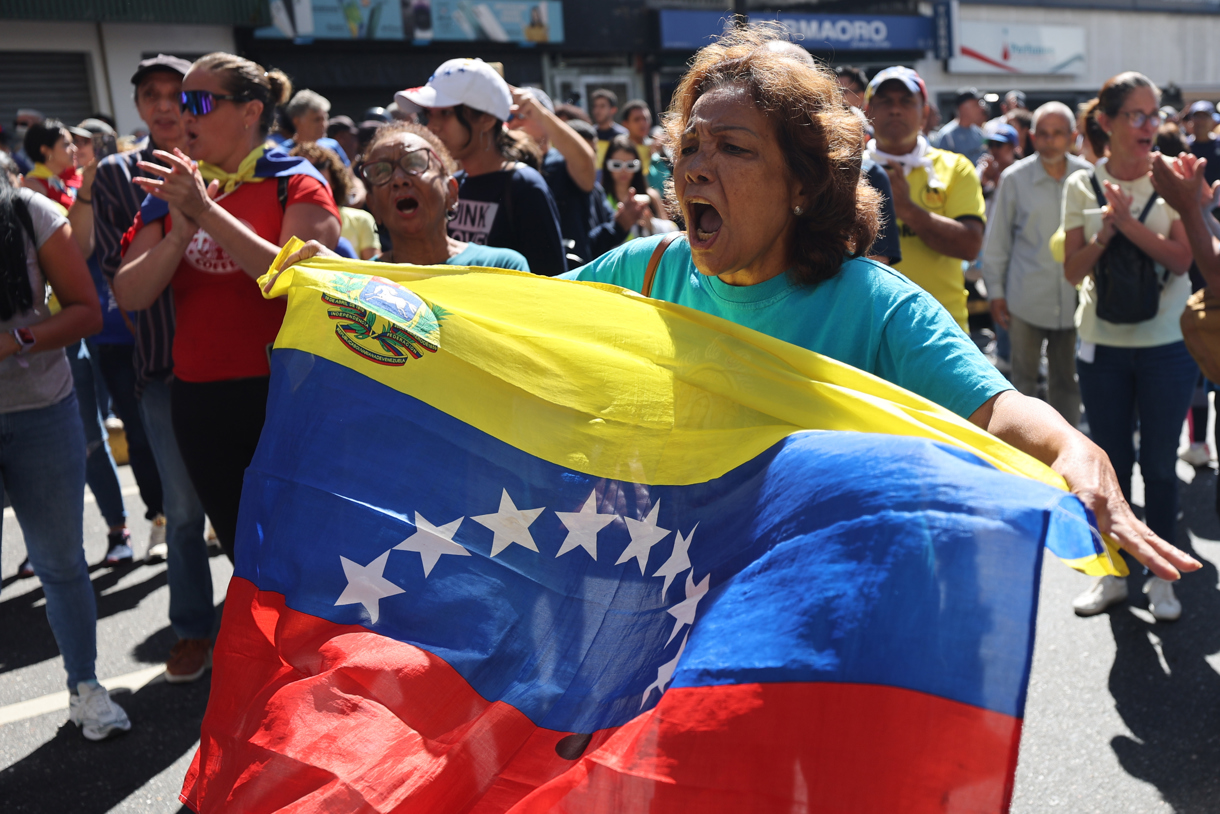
[1094,235,1108,248]
[76,196,92,205]
[9,327,33,369]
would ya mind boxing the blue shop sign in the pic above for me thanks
[660,10,935,52]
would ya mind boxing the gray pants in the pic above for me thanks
[1008,313,1080,427]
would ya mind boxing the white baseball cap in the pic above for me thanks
[395,58,513,122]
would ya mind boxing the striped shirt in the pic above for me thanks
[94,139,175,393]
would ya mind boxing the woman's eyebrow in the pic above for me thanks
[707,124,757,136]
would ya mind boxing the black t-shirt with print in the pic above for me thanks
[450,164,568,277]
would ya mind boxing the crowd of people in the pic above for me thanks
[0,25,1213,749]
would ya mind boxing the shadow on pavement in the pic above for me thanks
[0,564,169,677]
[1107,469,1220,813]
[0,675,210,813]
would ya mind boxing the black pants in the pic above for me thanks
[171,377,269,562]
[92,342,163,518]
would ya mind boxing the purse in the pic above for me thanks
[1088,172,1164,324]
[1181,286,1220,382]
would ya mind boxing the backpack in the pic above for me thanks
[1088,172,1164,324]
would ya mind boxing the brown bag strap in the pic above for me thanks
[641,232,681,297]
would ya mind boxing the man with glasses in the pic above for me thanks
[92,54,217,684]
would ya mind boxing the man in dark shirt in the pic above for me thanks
[1188,100,1220,188]
[590,89,628,165]
[92,54,216,683]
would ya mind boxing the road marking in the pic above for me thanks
[3,486,142,521]
[0,664,166,727]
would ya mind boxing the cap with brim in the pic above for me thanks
[67,125,92,138]
[78,118,116,136]
[983,121,1019,147]
[130,54,192,86]
[1005,90,1027,107]
[1188,100,1219,121]
[396,58,513,122]
[864,66,927,105]
[327,115,358,135]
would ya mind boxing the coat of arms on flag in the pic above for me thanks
[179,242,1121,813]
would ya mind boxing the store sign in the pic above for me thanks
[659,10,935,52]
[948,22,1085,75]
[259,0,563,44]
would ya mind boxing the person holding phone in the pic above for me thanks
[600,135,674,244]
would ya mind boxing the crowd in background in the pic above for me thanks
[0,33,1215,745]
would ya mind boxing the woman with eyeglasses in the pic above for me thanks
[114,52,340,561]
[1061,72,1196,621]
[272,123,529,273]
[602,134,674,243]
[395,58,567,276]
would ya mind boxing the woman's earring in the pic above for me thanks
[446,206,458,222]
[793,205,804,216]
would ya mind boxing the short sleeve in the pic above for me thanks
[1061,169,1094,233]
[19,188,68,247]
[943,155,986,223]
[287,175,341,221]
[564,233,661,290]
[874,286,1012,418]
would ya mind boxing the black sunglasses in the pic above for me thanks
[180,90,250,116]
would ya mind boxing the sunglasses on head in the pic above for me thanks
[180,89,250,116]
[356,148,439,186]
[607,158,641,172]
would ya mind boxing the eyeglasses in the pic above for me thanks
[356,148,439,185]
[180,90,250,116]
[606,158,641,172]
[1118,109,1160,129]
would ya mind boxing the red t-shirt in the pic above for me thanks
[126,175,338,383]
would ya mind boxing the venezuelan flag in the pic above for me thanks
[180,241,1121,813]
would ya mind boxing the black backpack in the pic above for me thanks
[1088,172,1164,324]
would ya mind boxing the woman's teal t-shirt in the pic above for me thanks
[376,244,529,272]
[561,234,1011,419]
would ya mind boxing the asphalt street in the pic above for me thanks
[1,451,1218,813]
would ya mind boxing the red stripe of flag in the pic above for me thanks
[182,578,1021,813]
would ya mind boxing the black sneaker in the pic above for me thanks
[104,529,134,565]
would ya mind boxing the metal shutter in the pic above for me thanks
[0,51,95,135]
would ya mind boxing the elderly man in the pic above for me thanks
[865,67,985,330]
[933,87,988,165]
[982,102,1089,426]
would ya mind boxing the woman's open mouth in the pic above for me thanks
[688,200,722,248]
[394,195,420,215]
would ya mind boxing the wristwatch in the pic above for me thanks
[10,327,34,368]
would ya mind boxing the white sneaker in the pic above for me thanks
[68,681,132,741]
[1073,575,1128,616]
[1143,577,1182,621]
[146,514,168,563]
[1179,442,1211,467]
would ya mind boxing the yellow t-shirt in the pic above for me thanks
[892,148,986,330]
[340,207,381,258]
[1061,164,1185,348]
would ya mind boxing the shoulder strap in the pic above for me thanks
[1088,170,1106,207]
[641,232,681,298]
[1137,191,1158,223]
[277,176,289,211]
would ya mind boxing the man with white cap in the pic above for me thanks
[397,58,566,276]
[864,67,986,330]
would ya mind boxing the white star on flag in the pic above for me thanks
[472,489,546,556]
[616,500,671,574]
[394,513,469,577]
[641,632,688,709]
[554,490,616,560]
[334,550,405,624]
[652,522,697,596]
[666,571,711,645]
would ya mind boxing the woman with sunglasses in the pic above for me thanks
[1061,72,1196,621]
[602,134,674,244]
[395,58,567,276]
[115,52,340,562]
[273,123,529,273]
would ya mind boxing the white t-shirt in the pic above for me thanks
[1061,163,1187,348]
[0,188,73,413]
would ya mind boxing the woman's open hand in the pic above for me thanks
[1152,152,1218,213]
[262,239,341,293]
[1101,180,1136,235]
[134,148,219,221]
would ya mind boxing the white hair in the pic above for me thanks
[1033,101,1075,133]
[285,89,331,119]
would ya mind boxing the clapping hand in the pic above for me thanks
[134,148,219,224]
[1152,152,1219,213]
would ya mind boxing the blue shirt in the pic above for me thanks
[933,120,987,166]
[376,244,529,272]
[563,235,1010,419]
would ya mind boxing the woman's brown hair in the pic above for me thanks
[663,24,881,286]
[192,52,293,135]
[1079,98,1109,158]
[357,121,459,176]
[288,142,352,205]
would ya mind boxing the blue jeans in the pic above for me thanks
[140,378,214,640]
[1077,341,1199,543]
[0,394,98,688]
[93,342,162,519]
[67,340,125,528]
